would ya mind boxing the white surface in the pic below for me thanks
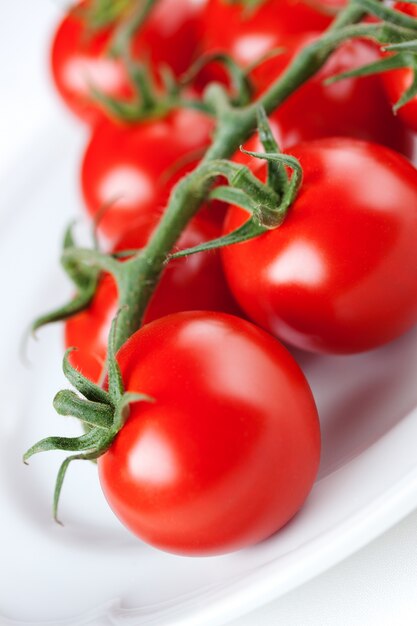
[1,2,417,625]
[230,507,417,626]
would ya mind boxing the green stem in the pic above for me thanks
[111,0,159,56]
[107,1,366,350]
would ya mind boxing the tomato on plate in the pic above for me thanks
[382,3,417,133]
[51,0,205,124]
[244,34,412,156]
[81,108,214,238]
[65,216,240,382]
[98,311,320,556]
[223,138,417,354]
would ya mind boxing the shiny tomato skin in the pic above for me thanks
[223,138,417,354]
[98,311,320,556]
[204,0,331,67]
[65,217,240,382]
[81,109,214,238]
[247,35,412,156]
[51,0,204,125]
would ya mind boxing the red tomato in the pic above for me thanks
[382,4,417,133]
[244,34,412,157]
[98,311,320,555]
[81,109,214,238]
[223,138,417,354]
[204,0,331,67]
[51,0,205,125]
[65,217,240,382]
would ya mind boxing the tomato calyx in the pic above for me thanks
[81,0,134,31]
[32,224,101,335]
[321,2,417,113]
[170,108,303,259]
[24,316,153,524]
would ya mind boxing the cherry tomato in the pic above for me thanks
[204,0,331,67]
[51,0,205,125]
[65,216,240,382]
[98,311,320,555]
[223,138,417,354]
[382,3,417,133]
[247,34,412,156]
[81,109,214,238]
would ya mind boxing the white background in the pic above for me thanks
[1,1,417,624]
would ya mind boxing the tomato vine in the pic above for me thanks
[26,0,417,523]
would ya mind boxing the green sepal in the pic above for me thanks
[107,314,126,405]
[53,391,114,429]
[170,219,268,259]
[31,225,100,334]
[181,52,253,107]
[209,186,258,213]
[63,349,111,406]
[52,449,109,524]
[255,107,288,195]
[240,149,303,224]
[353,0,417,31]
[393,67,417,111]
[84,0,132,30]
[23,428,105,464]
[325,54,409,85]
[112,392,155,432]
[384,40,417,53]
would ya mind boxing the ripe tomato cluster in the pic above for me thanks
[43,0,417,555]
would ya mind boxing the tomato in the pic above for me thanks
[98,311,320,555]
[241,34,412,157]
[223,138,417,354]
[51,0,205,125]
[65,217,240,382]
[382,4,417,133]
[81,109,214,238]
[204,0,331,67]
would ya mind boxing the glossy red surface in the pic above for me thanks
[65,217,240,382]
[81,109,214,237]
[204,0,331,67]
[51,0,204,125]
[251,35,412,156]
[98,311,320,555]
[223,138,417,354]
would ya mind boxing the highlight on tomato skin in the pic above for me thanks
[80,109,215,238]
[222,138,417,355]
[65,216,241,383]
[247,34,413,158]
[204,0,332,67]
[98,311,321,556]
[50,0,206,125]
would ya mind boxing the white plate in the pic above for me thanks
[2,116,417,626]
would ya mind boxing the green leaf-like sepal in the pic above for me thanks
[32,225,101,334]
[353,0,417,31]
[170,219,268,259]
[24,428,105,463]
[112,392,155,432]
[63,349,111,406]
[325,54,409,85]
[256,107,288,195]
[53,391,114,429]
[181,52,253,107]
[107,314,126,404]
[393,67,417,111]
[240,149,303,224]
